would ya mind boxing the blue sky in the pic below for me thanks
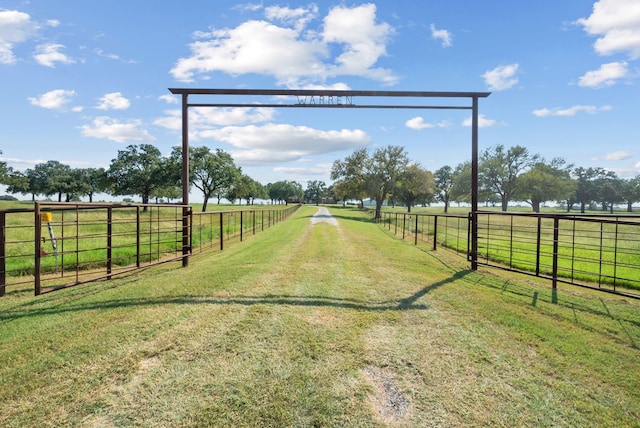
[1,0,639,202]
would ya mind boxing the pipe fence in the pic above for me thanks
[0,202,298,296]
[372,208,640,299]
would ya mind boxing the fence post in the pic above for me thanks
[220,212,224,251]
[136,206,141,268]
[34,203,42,296]
[107,207,112,280]
[552,216,559,303]
[240,211,244,242]
[414,214,419,246]
[0,212,5,296]
[433,215,438,251]
[535,215,542,276]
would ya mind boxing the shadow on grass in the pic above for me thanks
[0,271,471,323]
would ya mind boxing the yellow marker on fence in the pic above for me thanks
[41,212,52,222]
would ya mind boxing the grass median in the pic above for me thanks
[0,205,638,427]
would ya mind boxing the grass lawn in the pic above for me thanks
[0,205,638,427]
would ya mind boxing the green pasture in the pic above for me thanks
[0,205,638,427]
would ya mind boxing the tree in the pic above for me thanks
[595,172,623,213]
[331,181,349,206]
[180,146,241,211]
[619,176,640,212]
[68,167,109,202]
[0,150,8,185]
[434,165,454,213]
[305,180,327,205]
[107,144,167,210]
[5,170,32,199]
[30,161,74,202]
[226,174,255,204]
[395,164,434,213]
[449,161,472,206]
[332,145,410,219]
[480,145,539,211]
[330,148,369,207]
[518,158,575,212]
[572,167,609,213]
[267,180,303,204]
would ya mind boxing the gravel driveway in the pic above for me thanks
[310,206,338,226]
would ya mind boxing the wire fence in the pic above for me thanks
[0,202,299,297]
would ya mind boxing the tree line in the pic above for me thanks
[0,145,307,210]
[330,144,640,218]
[2,143,640,215]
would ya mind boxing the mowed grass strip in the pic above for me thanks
[0,205,638,427]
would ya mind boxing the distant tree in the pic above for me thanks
[241,176,266,205]
[72,168,109,202]
[330,148,369,207]
[332,145,409,219]
[5,170,32,199]
[305,180,327,205]
[331,181,349,206]
[480,145,539,211]
[573,167,610,213]
[518,158,575,212]
[30,161,73,202]
[179,146,241,211]
[107,144,167,211]
[267,180,303,204]
[434,165,454,213]
[226,174,253,204]
[0,150,8,184]
[449,161,472,206]
[395,164,434,213]
[595,172,624,213]
[620,176,640,212]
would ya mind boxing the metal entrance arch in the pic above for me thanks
[168,88,491,268]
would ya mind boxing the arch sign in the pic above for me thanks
[168,88,490,269]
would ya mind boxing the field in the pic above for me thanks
[0,205,639,427]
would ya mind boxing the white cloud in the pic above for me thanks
[159,94,178,104]
[154,106,276,134]
[204,123,370,165]
[575,0,640,58]
[96,92,130,110]
[462,114,496,128]
[265,4,318,31]
[28,89,77,109]
[0,10,38,64]
[578,61,628,87]
[533,104,612,117]
[405,117,451,130]
[171,4,396,86]
[430,24,452,47]
[602,150,633,160]
[482,64,519,91]
[323,4,396,84]
[33,43,75,67]
[79,117,155,143]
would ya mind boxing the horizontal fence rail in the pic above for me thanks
[0,202,299,297]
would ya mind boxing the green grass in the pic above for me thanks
[0,205,639,427]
